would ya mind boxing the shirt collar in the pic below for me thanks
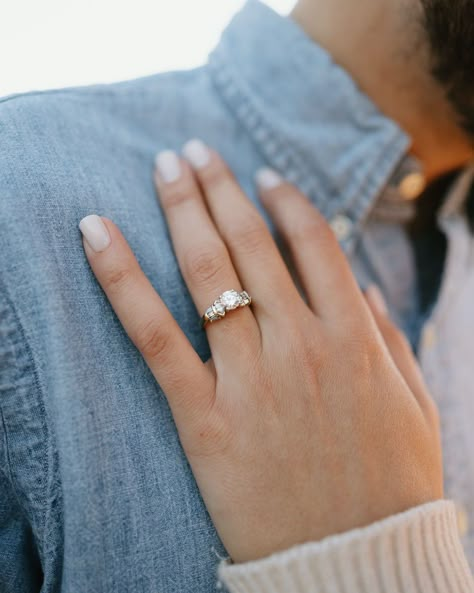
[208,0,412,249]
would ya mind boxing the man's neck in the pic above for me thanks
[291,0,472,181]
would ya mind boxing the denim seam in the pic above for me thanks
[0,406,14,484]
[0,88,102,106]
[0,74,165,107]
[0,404,42,538]
[0,277,63,584]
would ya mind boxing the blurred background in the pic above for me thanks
[1,0,295,97]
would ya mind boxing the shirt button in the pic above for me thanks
[398,171,426,201]
[330,215,353,241]
[457,504,470,537]
[422,323,437,350]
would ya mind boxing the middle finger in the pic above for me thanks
[154,151,259,362]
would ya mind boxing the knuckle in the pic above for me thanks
[291,219,321,244]
[135,318,174,361]
[344,315,369,337]
[292,216,336,249]
[102,266,131,293]
[364,336,387,370]
[184,245,229,287]
[199,160,229,189]
[334,315,371,345]
[229,217,267,254]
[160,182,194,209]
[339,325,385,372]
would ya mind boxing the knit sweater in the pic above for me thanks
[218,501,474,592]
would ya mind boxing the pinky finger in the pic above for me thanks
[365,285,438,422]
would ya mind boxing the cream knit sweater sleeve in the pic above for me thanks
[218,501,474,593]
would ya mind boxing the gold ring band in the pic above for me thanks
[200,289,252,329]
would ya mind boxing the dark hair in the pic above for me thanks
[421,0,474,139]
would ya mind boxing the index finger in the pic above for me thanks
[79,214,215,427]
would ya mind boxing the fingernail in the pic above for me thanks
[155,150,181,183]
[255,167,283,191]
[367,285,388,316]
[183,139,211,170]
[79,215,111,253]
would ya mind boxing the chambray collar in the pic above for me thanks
[208,0,411,248]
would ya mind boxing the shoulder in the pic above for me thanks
[0,66,238,225]
[0,71,189,169]
[0,66,233,282]
[0,66,222,185]
[0,69,209,213]
[0,65,211,137]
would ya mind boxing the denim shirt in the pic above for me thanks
[1,2,473,591]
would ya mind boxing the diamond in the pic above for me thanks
[220,290,242,310]
[241,291,251,305]
[213,301,226,316]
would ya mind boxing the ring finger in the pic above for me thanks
[181,140,302,326]
[154,151,259,363]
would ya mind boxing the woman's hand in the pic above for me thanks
[79,141,443,564]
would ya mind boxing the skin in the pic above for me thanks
[292,0,474,180]
[79,0,470,563]
[80,150,443,562]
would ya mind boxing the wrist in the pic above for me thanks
[219,501,473,593]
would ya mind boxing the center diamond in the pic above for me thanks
[220,290,242,310]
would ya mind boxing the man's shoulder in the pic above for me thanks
[0,69,200,161]
[0,68,216,208]
[0,64,240,257]
[0,76,152,134]
[0,67,201,115]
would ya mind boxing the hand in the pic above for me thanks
[79,143,443,564]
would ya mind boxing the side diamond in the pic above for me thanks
[213,301,226,317]
[240,291,251,306]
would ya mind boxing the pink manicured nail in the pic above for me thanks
[367,285,388,316]
[183,139,211,170]
[255,168,283,191]
[155,150,182,183]
[79,215,111,253]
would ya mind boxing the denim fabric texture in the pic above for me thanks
[1,1,473,591]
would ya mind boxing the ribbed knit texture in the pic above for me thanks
[219,501,474,593]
